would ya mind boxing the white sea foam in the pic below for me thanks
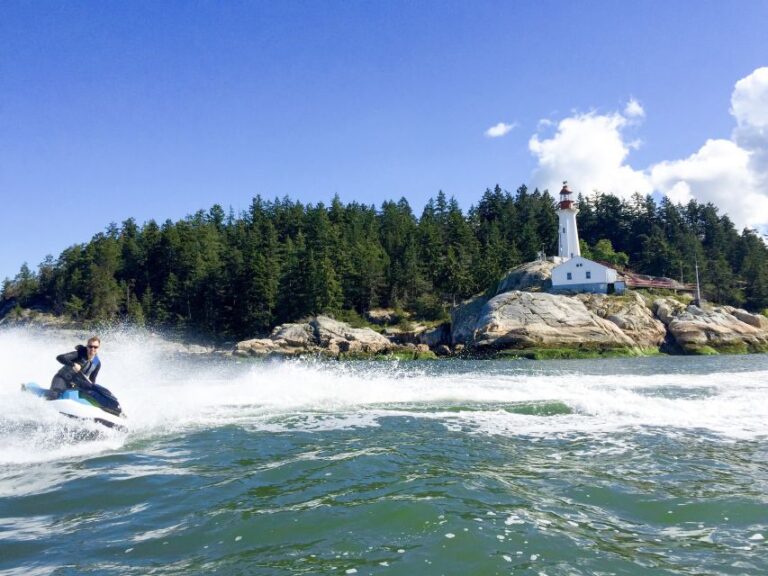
[1,327,767,466]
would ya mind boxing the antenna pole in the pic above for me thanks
[694,253,702,306]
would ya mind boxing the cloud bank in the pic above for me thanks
[528,67,768,232]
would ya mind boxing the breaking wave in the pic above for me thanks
[1,326,767,465]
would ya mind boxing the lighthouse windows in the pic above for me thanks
[566,272,572,280]
[586,271,592,279]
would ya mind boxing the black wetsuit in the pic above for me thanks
[49,345,101,398]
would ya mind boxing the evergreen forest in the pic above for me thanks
[3,185,768,340]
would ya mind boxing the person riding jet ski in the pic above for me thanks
[20,336,125,429]
[47,336,123,418]
[49,336,102,398]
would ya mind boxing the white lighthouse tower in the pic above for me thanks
[551,181,625,294]
[557,181,580,261]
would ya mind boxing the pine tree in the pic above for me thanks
[84,232,122,321]
[276,234,310,323]
[7,186,768,336]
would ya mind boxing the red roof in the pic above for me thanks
[621,270,694,291]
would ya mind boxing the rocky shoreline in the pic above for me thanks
[230,295,768,359]
[3,261,767,360]
[232,261,768,359]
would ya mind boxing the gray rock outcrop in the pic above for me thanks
[652,297,688,326]
[313,315,393,354]
[365,308,404,325]
[662,303,768,353]
[234,288,768,358]
[468,291,635,351]
[0,307,81,329]
[729,307,768,330]
[455,290,768,356]
[577,291,666,349]
[385,322,450,345]
[418,323,451,348]
[383,322,429,344]
[234,315,395,357]
[451,294,490,345]
[496,260,554,294]
[272,322,316,347]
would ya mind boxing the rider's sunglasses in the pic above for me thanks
[87,345,99,349]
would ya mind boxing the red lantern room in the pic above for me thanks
[559,181,574,210]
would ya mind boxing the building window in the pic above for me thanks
[586,271,591,279]
[567,272,572,280]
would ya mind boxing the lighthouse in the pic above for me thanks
[557,181,580,261]
[551,181,625,295]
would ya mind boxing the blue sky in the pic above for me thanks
[2,1,767,281]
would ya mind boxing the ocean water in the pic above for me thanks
[0,328,767,576]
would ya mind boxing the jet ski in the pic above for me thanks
[21,380,127,430]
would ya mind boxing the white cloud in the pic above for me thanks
[647,67,768,230]
[485,122,516,138]
[527,72,768,232]
[731,66,768,192]
[665,180,692,205]
[624,98,645,119]
[528,107,652,199]
[731,67,768,129]
[649,138,768,228]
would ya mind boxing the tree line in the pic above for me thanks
[3,185,767,339]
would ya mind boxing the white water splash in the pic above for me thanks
[1,327,767,466]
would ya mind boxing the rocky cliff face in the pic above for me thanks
[233,294,768,358]
[447,289,768,356]
[229,260,768,358]
[495,260,554,294]
[465,291,636,351]
[577,292,667,349]
[451,295,489,345]
[653,298,768,354]
[234,315,395,357]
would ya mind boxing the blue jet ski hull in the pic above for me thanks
[21,382,127,430]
